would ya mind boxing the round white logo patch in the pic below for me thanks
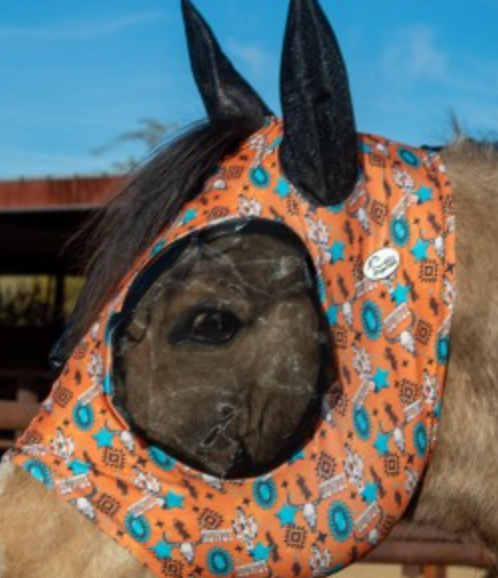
[364,248,401,281]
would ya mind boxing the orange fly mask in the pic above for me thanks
[6,1,456,577]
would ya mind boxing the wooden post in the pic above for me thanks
[402,566,422,578]
[0,400,39,432]
[15,380,39,439]
[423,566,447,578]
[53,269,65,330]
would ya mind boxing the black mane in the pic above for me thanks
[52,118,257,366]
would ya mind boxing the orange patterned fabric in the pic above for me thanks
[8,118,455,578]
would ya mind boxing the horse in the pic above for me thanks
[0,0,497,576]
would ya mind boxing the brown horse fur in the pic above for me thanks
[412,138,498,552]
[1,136,498,575]
[0,462,149,577]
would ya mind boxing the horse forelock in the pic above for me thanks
[54,118,258,367]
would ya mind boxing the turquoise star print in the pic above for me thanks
[92,427,115,449]
[68,460,91,476]
[276,503,299,526]
[163,491,185,510]
[327,305,339,325]
[416,186,434,204]
[362,481,379,504]
[152,540,174,560]
[392,283,411,305]
[290,449,305,463]
[181,209,197,224]
[329,240,346,263]
[252,542,272,563]
[373,367,390,392]
[373,431,390,456]
[411,239,430,262]
[275,178,291,198]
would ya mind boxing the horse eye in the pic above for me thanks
[172,308,243,346]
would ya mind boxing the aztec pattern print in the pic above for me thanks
[7,118,456,578]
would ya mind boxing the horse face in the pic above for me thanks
[114,232,328,478]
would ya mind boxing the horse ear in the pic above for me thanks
[280,0,358,206]
[182,0,273,126]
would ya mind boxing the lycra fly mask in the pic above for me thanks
[8,118,455,577]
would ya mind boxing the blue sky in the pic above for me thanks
[1,0,497,178]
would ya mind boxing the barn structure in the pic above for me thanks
[0,175,122,444]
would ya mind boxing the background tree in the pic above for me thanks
[91,118,179,172]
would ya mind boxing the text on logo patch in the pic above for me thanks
[364,248,401,281]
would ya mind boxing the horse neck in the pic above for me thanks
[412,139,498,552]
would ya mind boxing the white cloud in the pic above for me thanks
[382,25,449,83]
[0,11,169,43]
[445,59,498,99]
[381,24,498,98]
[227,40,277,78]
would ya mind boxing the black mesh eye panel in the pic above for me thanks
[109,220,335,479]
